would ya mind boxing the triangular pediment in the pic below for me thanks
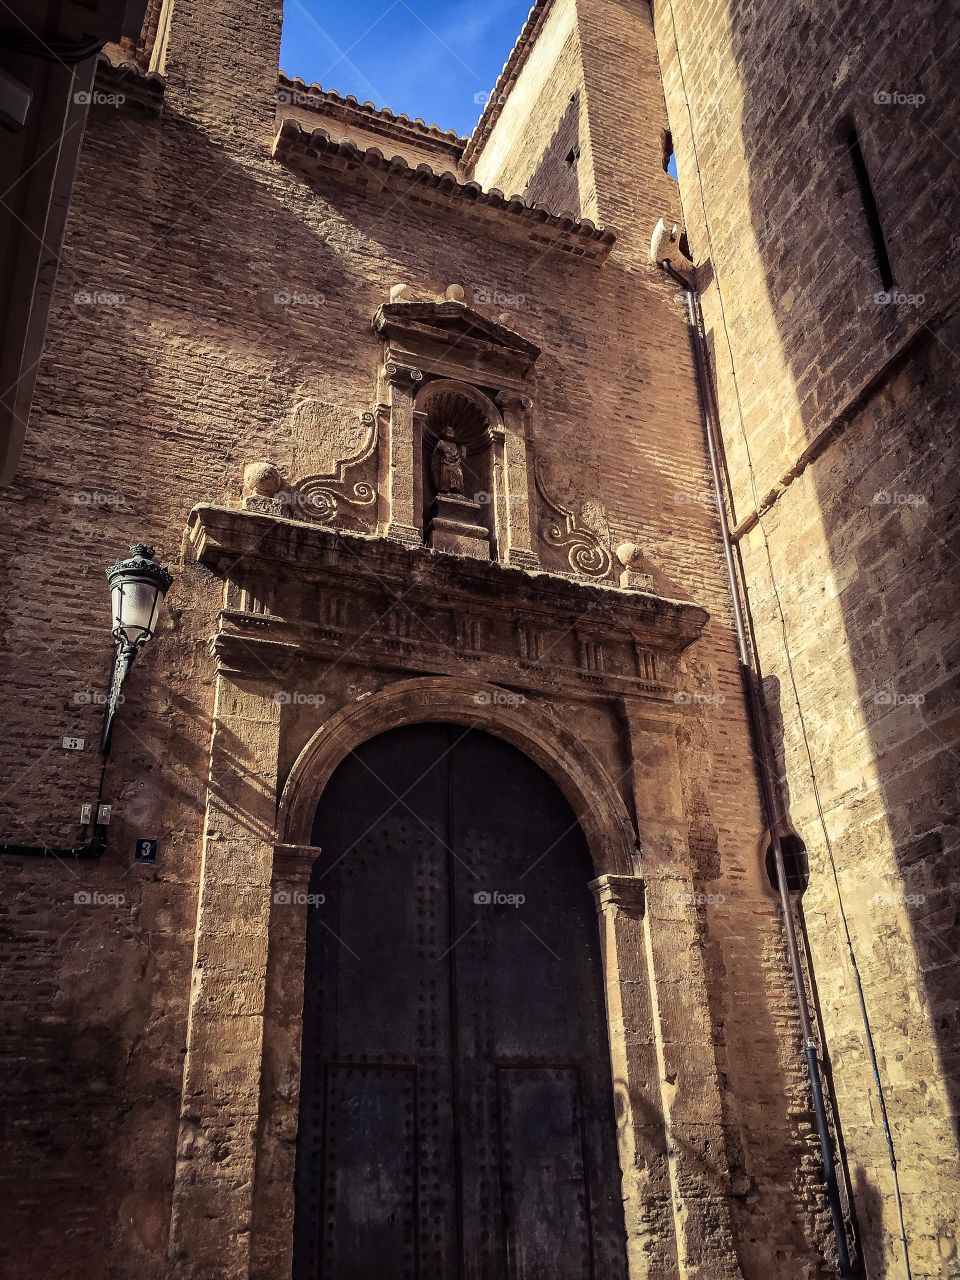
[374,301,541,366]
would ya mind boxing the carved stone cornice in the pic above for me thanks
[187,504,709,696]
[375,301,540,385]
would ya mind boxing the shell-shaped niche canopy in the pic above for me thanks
[415,379,502,456]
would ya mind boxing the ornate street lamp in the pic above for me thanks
[102,544,173,752]
[1,543,173,858]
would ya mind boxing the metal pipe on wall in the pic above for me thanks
[659,259,855,1278]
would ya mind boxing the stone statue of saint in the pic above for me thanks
[431,425,465,495]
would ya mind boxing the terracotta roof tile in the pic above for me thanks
[96,45,166,112]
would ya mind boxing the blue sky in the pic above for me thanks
[280,0,534,137]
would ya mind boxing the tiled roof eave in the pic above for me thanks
[272,118,617,263]
[277,72,467,155]
[95,45,166,112]
[462,0,557,170]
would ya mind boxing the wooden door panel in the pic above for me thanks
[295,724,458,1280]
[319,1065,418,1280]
[498,1067,591,1280]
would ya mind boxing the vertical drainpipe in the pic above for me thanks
[659,259,855,1278]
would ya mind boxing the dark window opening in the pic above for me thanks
[846,124,894,291]
[662,129,678,180]
[765,832,810,896]
[565,145,580,168]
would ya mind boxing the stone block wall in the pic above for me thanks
[654,0,960,1272]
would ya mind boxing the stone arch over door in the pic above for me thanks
[277,676,637,877]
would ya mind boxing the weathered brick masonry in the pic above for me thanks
[0,0,953,1277]
[654,0,960,1274]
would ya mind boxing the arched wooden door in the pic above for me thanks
[293,723,628,1280]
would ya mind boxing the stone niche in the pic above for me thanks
[419,379,499,560]
[374,297,542,570]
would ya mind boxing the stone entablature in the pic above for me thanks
[187,504,708,697]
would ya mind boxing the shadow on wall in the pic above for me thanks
[852,1167,888,1280]
[715,0,960,1264]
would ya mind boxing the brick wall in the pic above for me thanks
[0,0,866,1275]
[654,0,960,1272]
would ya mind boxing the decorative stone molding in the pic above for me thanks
[383,361,424,385]
[275,676,638,876]
[242,460,286,515]
[186,504,709,704]
[590,873,647,915]
[287,409,378,529]
[374,301,542,566]
[615,541,654,591]
[534,459,614,580]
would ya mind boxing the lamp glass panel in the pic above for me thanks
[114,578,160,643]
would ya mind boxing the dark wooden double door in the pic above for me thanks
[293,724,628,1280]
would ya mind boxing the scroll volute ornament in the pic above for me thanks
[534,459,614,580]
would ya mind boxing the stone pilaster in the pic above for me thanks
[591,874,679,1279]
[167,676,282,1280]
[383,361,424,547]
[249,846,318,1280]
[497,391,539,570]
[623,705,743,1280]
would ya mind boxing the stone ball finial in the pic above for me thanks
[444,283,465,302]
[615,540,654,591]
[243,461,282,498]
[390,283,414,303]
[497,311,514,328]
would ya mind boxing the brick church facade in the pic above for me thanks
[0,0,956,1277]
